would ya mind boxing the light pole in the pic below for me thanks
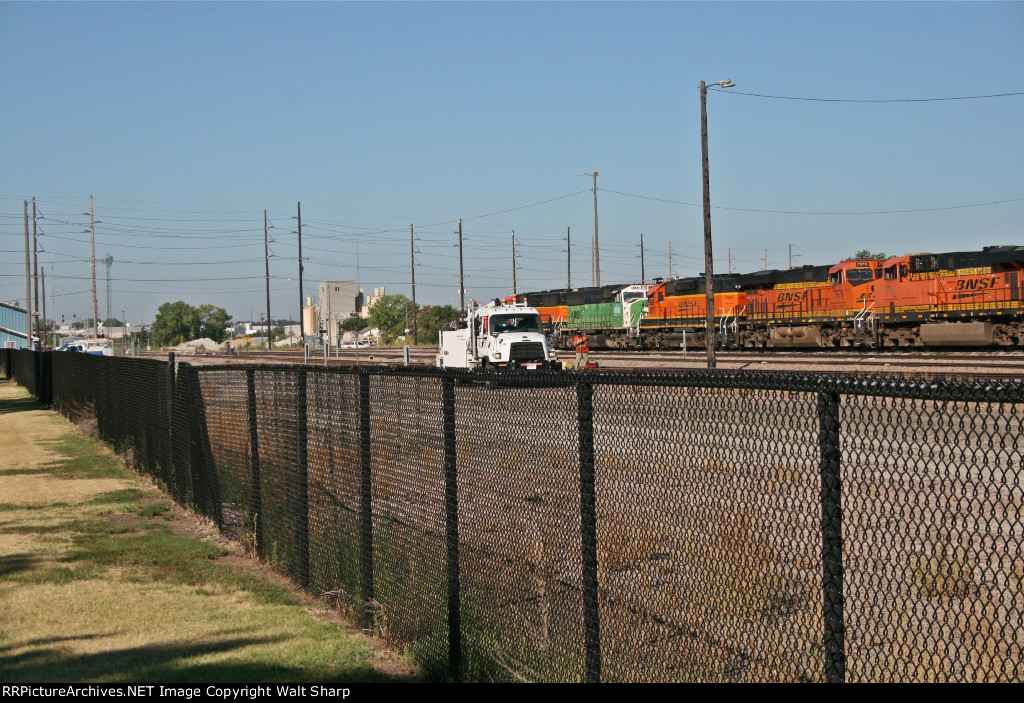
[700,78,734,369]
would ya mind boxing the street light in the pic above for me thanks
[700,78,734,369]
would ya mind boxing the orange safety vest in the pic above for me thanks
[573,334,590,353]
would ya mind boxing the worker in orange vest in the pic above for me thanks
[572,330,590,370]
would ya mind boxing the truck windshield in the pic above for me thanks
[490,314,543,334]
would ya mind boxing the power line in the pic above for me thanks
[600,188,1024,215]
[714,88,1024,103]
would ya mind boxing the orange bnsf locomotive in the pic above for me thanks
[518,245,1024,350]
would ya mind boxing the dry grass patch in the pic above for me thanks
[0,379,419,683]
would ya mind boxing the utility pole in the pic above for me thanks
[699,80,734,369]
[639,233,645,283]
[104,254,113,329]
[764,249,768,269]
[32,199,39,348]
[583,172,600,286]
[50,261,55,344]
[669,242,673,279]
[89,196,99,339]
[458,219,465,312]
[511,230,517,296]
[566,226,571,290]
[297,202,304,340]
[23,201,31,349]
[728,247,732,274]
[410,224,417,345]
[264,210,272,350]
[789,244,793,269]
[42,269,47,350]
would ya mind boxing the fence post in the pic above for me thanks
[817,388,846,683]
[577,380,601,683]
[442,374,461,681]
[43,351,52,406]
[358,370,375,629]
[296,367,310,588]
[247,368,263,558]
[185,364,204,512]
[37,351,51,406]
[167,352,176,498]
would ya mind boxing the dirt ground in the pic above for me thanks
[0,379,420,683]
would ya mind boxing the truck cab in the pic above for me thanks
[436,300,560,369]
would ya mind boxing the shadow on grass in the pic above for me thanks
[0,633,397,683]
[0,395,45,415]
[0,553,39,579]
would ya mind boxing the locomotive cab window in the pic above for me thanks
[884,265,899,281]
[830,271,843,286]
[846,269,875,285]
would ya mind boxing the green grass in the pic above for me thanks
[34,432,126,479]
[0,384,413,684]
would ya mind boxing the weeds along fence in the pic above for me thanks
[3,347,1023,682]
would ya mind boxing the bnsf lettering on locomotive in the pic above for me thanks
[955,277,995,291]
[778,291,807,302]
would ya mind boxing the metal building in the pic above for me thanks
[0,301,37,349]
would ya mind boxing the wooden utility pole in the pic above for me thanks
[639,233,645,283]
[700,81,715,368]
[42,270,47,350]
[584,172,600,286]
[567,226,571,290]
[511,230,517,295]
[669,242,673,279]
[410,224,417,345]
[264,210,272,350]
[32,199,39,348]
[23,201,31,349]
[297,202,304,340]
[90,196,99,339]
[458,219,465,312]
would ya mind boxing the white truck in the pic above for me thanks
[436,300,561,370]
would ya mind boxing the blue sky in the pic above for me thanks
[1,1,1022,326]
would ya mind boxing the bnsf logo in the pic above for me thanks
[956,277,996,291]
[777,291,807,302]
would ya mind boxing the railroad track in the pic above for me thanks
[147,347,1024,379]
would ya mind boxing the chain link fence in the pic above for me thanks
[4,348,1022,682]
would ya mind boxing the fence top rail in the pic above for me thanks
[168,359,1024,404]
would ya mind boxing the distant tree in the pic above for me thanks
[102,317,122,327]
[337,317,364,333]
[152,301,201,347]
[415,305,461,345]
[197,304,231,343]
[272,325,286,339]
[852,250,889,260]
[367,294,418,339]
